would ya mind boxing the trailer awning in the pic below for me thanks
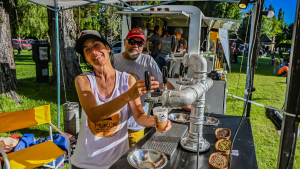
[115,11,190,19]
[28,0,240,7]
[203,17,242,32]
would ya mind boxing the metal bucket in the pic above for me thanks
[63,102,79,136]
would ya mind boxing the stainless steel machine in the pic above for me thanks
[144,52,213,152]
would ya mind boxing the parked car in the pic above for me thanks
[12,39,32,50]
[26,39,35,44]
[112,41,121,54]
[12,39,19,49]
[38,39,49,44]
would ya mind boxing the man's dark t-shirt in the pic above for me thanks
[147,33,161,55]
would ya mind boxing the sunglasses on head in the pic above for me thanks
[127,39,144,47]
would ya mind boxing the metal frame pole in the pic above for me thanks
[277,0,300,168]
[55,0,61,127]
[244,4,256,117]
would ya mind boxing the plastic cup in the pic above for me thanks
[153,106,168,132]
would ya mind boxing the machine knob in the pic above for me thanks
[162,66,168,85]
[180,63,184,77]
[144,71,151,92]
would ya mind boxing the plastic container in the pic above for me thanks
[221,73,226,81]
[180,44,183,53]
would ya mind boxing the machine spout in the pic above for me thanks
[161,79,212,108]
[183,53,207,80]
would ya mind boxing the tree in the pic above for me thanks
[74,4,123,43]
[278,8,284,25]
[174,1,242,20]
[98,5,122,43]
[47,7,82,87]
[0,1,19,103]
[286,23,294,40]
[13,0,48,39]
[237,14,251,42]
[268,4,275,13]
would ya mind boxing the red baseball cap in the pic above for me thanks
[126,29,145,42]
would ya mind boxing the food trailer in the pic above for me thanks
[112,5,258,169]
[116,5,241,115]
[1,0,297,168]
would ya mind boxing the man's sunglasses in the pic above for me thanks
[127,39,144,47]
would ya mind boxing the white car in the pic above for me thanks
[112,41,121,54]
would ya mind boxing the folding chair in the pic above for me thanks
[0,105,71,169]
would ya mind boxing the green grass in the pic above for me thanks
[226,53,300,169]
[0,50,299,168]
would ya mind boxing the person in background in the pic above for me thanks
[147,25,162,60]
[114,29,190,148]
[17,36,22,56]
[161,29,170,38]
[274,56,283,75]
[279,47,283,56]
[155,33,177,71]
[174,28,187,52]
[278,63,289,76]
[233,45,239,63]
[269,56,275,65]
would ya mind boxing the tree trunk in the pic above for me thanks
[0,1,20,103]
[47,7,82,87]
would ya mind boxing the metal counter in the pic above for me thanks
[110,109,258,169]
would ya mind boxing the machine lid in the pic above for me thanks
[115,11,190,19]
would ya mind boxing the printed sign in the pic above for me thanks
[218,29,231,69]
[42,69,48,76]
[39,47,48,60]
[88,110,123,138]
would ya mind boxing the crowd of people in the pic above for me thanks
[147,26,187,71]
[70,28,190,169]
[271,55,290,76]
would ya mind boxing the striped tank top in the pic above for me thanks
[71,70,130,169]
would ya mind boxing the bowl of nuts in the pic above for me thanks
[209,152,229,169]
[215,128,231,140]
[215,139,231,154]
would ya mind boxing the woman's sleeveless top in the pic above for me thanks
[71,70,130,169]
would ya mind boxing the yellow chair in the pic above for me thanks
[0,105,71,169]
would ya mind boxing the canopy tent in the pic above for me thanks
[29,0,240,9]
[259,33,275,46]
[25,0,241,127]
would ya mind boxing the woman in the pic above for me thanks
[147,25,162,59]
[71,30,171,169]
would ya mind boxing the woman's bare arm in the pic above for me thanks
[75,75,159,124]
[128,75,155,128]
[128,76,171,132]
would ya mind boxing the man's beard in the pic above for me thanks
[126,48,141,59]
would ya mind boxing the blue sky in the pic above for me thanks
[241,0,297,24]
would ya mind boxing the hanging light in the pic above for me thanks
[261,11,275,18]
[238,0,250,9]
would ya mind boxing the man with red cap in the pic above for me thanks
[114,29,185,147]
